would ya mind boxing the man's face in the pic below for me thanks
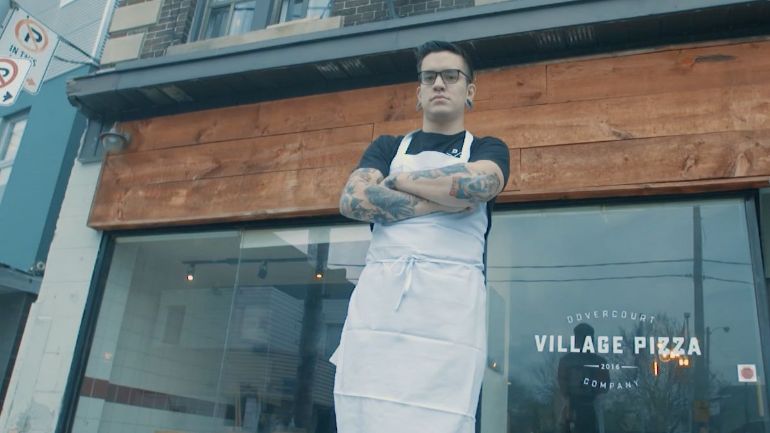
[417,51,475,123]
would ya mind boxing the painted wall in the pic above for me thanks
[0,65,88,272]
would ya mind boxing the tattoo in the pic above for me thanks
[450,173,502,202]
[339,168,427,223]
[407,163,470,181]
[363,187,418,223]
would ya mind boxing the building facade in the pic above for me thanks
[0,0,115,414]
[3,0,770,432]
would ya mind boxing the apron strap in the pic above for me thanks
[396,131,418,156]
[459,131,474,162]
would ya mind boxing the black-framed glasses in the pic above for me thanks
[418,69,471,85]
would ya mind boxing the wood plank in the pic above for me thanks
[89,165,353,230]
[472,65,547,111]
[548,40,770,103]
[498,176,770,204]
[520,129,770,191]
[102,125,373,187]
[120,84,416,152]
[504,148,520,192]
[374,82,770,149]
[90,147,520,230]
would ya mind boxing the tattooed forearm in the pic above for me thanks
[339,168,451,223]
[407,164,470,180]
[388,161,505,207]
[361,187,420,223]
[450,173,501,202]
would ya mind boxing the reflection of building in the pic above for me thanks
[3,1,770,433]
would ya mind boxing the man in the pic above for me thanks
[558,324,611,433]
[330,40,510,433]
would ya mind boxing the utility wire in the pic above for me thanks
[7,3,100,67]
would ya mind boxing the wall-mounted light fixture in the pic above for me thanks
[99,124,131,153]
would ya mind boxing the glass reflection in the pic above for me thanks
[216,225,370,432]
[71,225,369,433]
[483,199,769,433]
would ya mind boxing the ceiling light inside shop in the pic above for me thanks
[185,264,195,282]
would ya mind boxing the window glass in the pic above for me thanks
[482,199,770,433]
[278,0,328,22]
[203,6,230,39]
[306,0,330,19]
[229,1,256,36]
[72,231,243,433]
[72,225,370,433]
[0,114,28,205]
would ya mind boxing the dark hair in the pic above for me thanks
[415,40,474,82]
[574,323,595,345]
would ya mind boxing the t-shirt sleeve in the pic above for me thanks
[356,135,400,178]
[470,136,511,187]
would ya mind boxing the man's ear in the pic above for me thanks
[466,82,477,104]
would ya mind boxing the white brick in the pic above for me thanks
[101,34,144,65]
[41,247,99,283]
[51,216,102,250]
[109,0,161,32]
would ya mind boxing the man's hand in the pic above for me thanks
[384,160,504,208]
[339,168,467,223]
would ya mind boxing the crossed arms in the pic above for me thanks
[339,160,504,224]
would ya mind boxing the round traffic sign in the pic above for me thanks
[15,18,49,53]
[0,59,19,89]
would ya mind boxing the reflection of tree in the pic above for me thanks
[605,314,693,433]
[512,353,561,433]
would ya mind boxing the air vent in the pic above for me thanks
[316,62,346,79]
[535,29,564,49]
[565,25,595,46]
[339,58,371,77]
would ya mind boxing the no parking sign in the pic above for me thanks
[0,57,31,106]
[0,7,59,94]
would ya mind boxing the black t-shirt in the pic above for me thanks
[357,130,510,185]
[356,130,510,238]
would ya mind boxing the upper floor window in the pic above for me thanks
[0,112,29,205]
[200,0,331,40]
[277,0,331,22]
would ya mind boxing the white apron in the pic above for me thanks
[331,131,489,433]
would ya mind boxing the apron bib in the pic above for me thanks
[332,131,489,433]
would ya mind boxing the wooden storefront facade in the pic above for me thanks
[88,38,770,230]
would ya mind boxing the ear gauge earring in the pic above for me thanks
[465,99,474,110]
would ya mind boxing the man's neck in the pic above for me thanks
[422,116,465,135]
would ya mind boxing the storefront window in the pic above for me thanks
[72,225,370,433]
[482,198,770,433]
[72,198,770,433]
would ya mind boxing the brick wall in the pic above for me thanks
[110,0,198,58]
[107,0,475,61]
[142,0,197,57]
[331,0,474,27]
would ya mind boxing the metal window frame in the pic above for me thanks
[198,0,270,41]
[744,194,770,433]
